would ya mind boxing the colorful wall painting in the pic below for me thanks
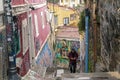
[55,39,80,68]
[36,42,53,67]
[33,7,50,56]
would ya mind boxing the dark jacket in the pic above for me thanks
[68,51,78,64]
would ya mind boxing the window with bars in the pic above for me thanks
[63,17,69,25]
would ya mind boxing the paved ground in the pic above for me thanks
[61,72,120,80]
[39,65,120,80]
[62,77,117,80]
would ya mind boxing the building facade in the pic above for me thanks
[48,3,79,28]
[59,0,84,8]
[11,0,53,77]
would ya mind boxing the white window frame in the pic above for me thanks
[34,14,39,37]
[41,12,45,29]
[22,19,29,55]
[63,17,69,25]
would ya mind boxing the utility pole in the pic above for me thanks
[93,0,97,72]
[85,8,90,73]
[4,0,21,80]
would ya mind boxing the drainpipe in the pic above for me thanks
[93,0,97,72]
[85,8,90,73]
[4,0,21,79]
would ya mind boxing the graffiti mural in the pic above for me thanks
[36,42,53,67]
[55,40,80,68]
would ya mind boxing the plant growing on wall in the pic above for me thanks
[78,11,85,33]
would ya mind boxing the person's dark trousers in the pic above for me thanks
[69,63,76,73]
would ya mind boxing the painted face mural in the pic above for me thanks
[55,40,80,68]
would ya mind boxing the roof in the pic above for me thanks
[48,3,76,11]
[56,26,80,41]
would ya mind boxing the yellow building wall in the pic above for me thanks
[48,3,79,27]
[60,0,80,7]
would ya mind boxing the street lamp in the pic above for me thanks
[4,0,21,79]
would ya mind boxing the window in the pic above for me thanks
[13,22,20,54]
[63,17,69,25]
[22,19,29,55]
[11,16,21,54]
[41,12,45,29]
[46,10,51,23]
[34,14,39,37]
[29,15,36,59]
[70,14,76,21]
[54,15,58,26]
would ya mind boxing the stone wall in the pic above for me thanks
[99,0,120,71]
[0,27,8,80]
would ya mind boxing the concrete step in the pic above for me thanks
[61,72,120,80]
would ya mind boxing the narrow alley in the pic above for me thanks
[0,0,120,80]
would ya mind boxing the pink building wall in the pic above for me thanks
[31,6,50,56]
[12,0,46,5]
[12,0,25,5]
[12,0,51,77]
[14,13,30,77]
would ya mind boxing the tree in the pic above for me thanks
[47,0,59,3]
[78,11,85,33]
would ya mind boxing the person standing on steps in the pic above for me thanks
[68,48,78,73]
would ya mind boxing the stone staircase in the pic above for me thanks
[61,72,120,80]
[42,65,120,80]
